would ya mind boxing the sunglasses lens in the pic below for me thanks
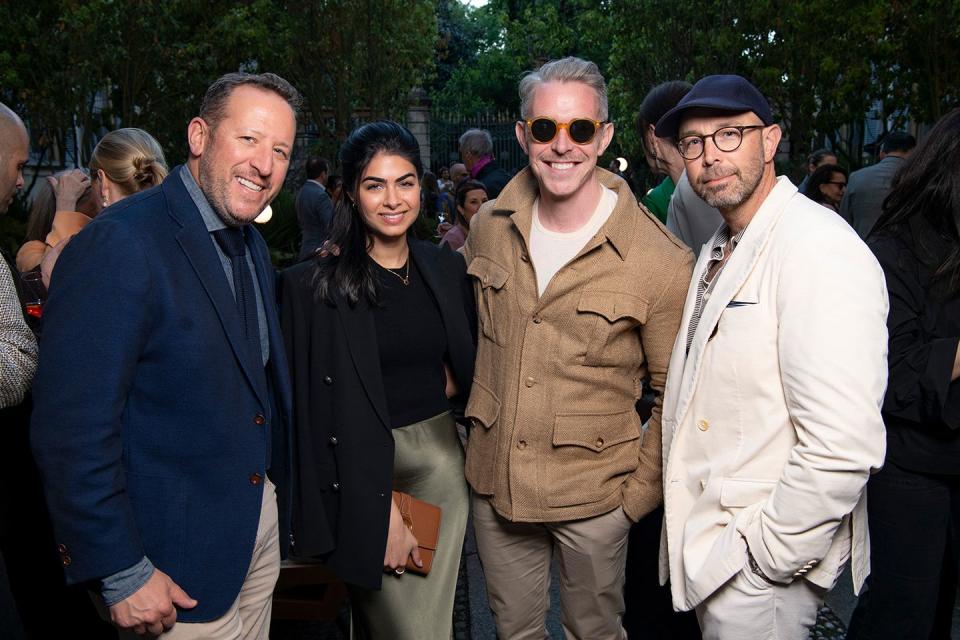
[569,119,598,144]
[530,118,558,143]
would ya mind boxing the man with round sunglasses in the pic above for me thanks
[655,74,888,639]
[463,56,693,639]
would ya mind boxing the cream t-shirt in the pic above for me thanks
[530,185,618,297]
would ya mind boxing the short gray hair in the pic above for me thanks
[458,129,493,158]
[518,56,608,121]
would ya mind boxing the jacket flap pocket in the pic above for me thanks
[719,477,776,508]
[467,256,510,290]
[465,381,500,429]
[553,410,640,452]
[577,290,648,322]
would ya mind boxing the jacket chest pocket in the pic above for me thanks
[571,290,648,366]
[467,256,511,346]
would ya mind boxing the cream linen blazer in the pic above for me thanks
[659,177,889,611]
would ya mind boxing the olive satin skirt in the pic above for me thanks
[349,411,469,640]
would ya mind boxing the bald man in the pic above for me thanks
[0,103,36,407]
[0,102,38,640]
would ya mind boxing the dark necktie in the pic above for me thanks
[212,227,261,363]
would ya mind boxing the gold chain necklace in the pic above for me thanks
[382,260,410,286]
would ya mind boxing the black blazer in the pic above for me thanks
[279,239,476,589]
[870,220,960,474]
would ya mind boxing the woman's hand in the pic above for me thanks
[49,170,90,212]
[383,496,422,573]
[444,361,458,399]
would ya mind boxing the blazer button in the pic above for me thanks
[532,316,542,324]
[62,555,72,567]
[253,413,266,426]
[331,482,340,492]
[250,473,263,486]
[323,376,334,386]
[525,376,535,388]
[697,419,710,432]
[595,437,605,448]
[517,439,527,449]
[57,543,68,554]
[520,253,529,262]
[329,435,338,446]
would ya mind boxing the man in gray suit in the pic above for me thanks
[840,131,915,238]
[295,156,334,260]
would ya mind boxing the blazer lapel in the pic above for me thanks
[670,177,796,429]
[335,295,391,431]
[164,175,269,407]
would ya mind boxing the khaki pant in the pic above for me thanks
[113,478,280,640]
[695,561,828,640]
[472,494,632,640]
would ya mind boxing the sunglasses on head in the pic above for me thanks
[524,117,606,145]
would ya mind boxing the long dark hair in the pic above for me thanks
[873,107,960,297]
[802,163,847,206]
[312,120,423,306]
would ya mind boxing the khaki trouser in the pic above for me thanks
[112,478,280,640]
[694,559,828,640]
[472,494,632,640]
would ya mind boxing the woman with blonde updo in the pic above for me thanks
[31,128,168,287]
[90,127,168,207]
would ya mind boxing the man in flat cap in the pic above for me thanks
[655,74,889,638]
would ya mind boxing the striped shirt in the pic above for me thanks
[685,224,745,353]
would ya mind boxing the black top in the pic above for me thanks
[869,220,960,474]
[373,258,450,428]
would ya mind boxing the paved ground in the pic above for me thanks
[273,522,960,639]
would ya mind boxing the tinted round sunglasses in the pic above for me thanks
[524,117,607,145]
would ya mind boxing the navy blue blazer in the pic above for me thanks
[30,169,293,622]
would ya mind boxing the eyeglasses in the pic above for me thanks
[524,117,606,145]
[826,180,847,188]
[677,125,766,160]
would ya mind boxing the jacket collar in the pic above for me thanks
[492,166,637,261]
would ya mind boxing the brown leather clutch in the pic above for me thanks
[392,490,442,575]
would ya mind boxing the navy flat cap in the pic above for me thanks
[655,74,773,139]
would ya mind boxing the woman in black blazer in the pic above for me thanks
[280,121,475,639]
[848,108,960,639]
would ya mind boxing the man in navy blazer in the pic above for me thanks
[31,72,298,638]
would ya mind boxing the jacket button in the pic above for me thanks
[57,543,67,554]
[482,275,490,284]
[249,473,263,486]
[517,439,527,449]
[331,482,340,492]
[254,413,266,426]
[520,253,529,262]
[323,376,333,385]
[595,437,604,448]
[62,555,72,566]
[532,316,542,324]
[329,435,338,446]
[697,419,710,431]
[525,376,535,388]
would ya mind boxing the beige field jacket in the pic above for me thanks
[463,168,693,523]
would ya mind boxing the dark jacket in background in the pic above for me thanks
[280,239,476,589]
[296,180,334,261]
[475,161,511,200]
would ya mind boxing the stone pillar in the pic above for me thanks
[407,87,432,171]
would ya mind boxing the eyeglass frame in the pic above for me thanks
[523,117,608,145]
[825,180,847,187]
[676,124,767,160]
